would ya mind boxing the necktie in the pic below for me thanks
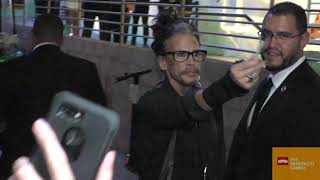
[251,78,273,123]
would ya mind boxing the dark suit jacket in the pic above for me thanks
[0,44,106,178]
[225,61,320,180]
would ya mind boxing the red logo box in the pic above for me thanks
[277,157,289,165]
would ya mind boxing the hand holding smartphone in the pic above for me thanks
[31,91,119,180]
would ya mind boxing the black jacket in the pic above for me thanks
[0,44,106,179]
[132,75,246,180]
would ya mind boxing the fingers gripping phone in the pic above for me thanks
[31,91,119,180]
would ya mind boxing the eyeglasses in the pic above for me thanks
[162,50,207,63]
[258,30,303,41]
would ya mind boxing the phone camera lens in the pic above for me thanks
[61,127,86,161]
[73,112,83,119]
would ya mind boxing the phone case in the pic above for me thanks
[31,91,119,180]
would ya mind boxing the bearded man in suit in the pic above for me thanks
[225,2,320,180]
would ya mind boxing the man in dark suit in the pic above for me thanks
[0,14,106,178]
[225,2,320,180]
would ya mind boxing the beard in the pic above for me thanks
[176,68,200,86]
[261,48,302,73]
[183,67,200,75]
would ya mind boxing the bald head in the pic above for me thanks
[32,14,64,45]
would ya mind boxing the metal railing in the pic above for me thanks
[8,0,320,60]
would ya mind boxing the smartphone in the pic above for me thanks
[31,91,119,180]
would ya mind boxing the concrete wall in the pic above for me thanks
[62,37,162,153]
[61,37,255,154]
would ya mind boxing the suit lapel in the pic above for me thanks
[248,61,311,133]
[248,84,287,133]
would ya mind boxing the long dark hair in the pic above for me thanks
[151,11,199,56]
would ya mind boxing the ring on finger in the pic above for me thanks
[246,72,257,79]
[246,77,254,82]
[246,74,256,82]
